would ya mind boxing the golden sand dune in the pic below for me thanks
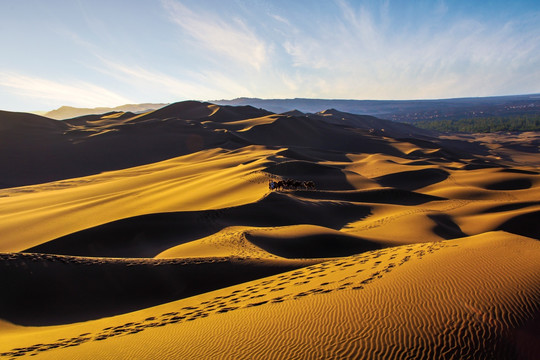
[157,224,381,260]
[0,101,539,358]
[1,232,538,359]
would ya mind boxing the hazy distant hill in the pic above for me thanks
[213,94,540,123]
[41,94,540,123]
[44,103,168,120]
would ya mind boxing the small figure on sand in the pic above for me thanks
[269,179,315,191]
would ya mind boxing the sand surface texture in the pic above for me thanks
[1,102,539,359]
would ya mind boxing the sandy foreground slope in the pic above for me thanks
[0,102,539,358]
[1,232,539,359]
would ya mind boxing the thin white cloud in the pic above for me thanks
[335,0,382,52]
[283,40,330,69]
[270,14,290,26]
[277,0,540,99]
[161,0,267,71]
[0,71,132,108]
[94,57,253,100]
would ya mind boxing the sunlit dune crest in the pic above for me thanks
[1,101,539,359]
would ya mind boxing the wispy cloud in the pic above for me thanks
[94,57,252,100]
[0,72,132,108]
[277,0,540,99]
[161,0,267,71]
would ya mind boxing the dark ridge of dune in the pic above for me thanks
[277,147,353,162]
[501,141,540,154]
[499,168,539,175]
[280,109,305,116]
[0,111,75,188]
[25,192,372,258]
[136,101,272,123]
[264,160,356,190]
[480,201,540,214]
[23,212,217,258]
[496,210,540,240]
[395,137,440,149]
[204,105,273,123]
[462,161,502,170]
[399,137,492,163]
[402,160,435,166]
[311,109,435,138]
[427,214,468,239]
[240,192,372,229]
[63,111,137,126]
[0,252,319,326]
[239,115,404,156]
[292,188,445,205]
[409,148,468,164]
[375,168,450,190]
[0,110,67,132]
[135,100,215,120]
[245,232,380,259]
[273,148,321,162]
[484,178,533,190]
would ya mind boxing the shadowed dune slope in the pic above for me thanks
[313,108,435,138]
[375,168,450,190]
[0,252,319,326]
[63,111,137,126]
[134,101,272,123]
[2,232,538,359]
[235,115,406,156]
[292,188,445,205]
[0,110,67,132]
[0,107,231,187]
[133,101,216,120]
[245,225,380,258]
[496,209,540,240]
[0,111,71,187]
[24,192,372,257]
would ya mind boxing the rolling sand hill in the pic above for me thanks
[1,101,539,359]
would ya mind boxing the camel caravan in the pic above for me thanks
[269,179,315,191]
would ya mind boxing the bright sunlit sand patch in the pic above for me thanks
[0,146,277,252]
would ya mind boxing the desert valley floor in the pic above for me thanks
[0,101,539,359]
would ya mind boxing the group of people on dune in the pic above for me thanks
[269,179,315,191]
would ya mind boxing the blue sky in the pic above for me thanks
[1,0,539,111]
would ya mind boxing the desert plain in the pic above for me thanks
[0,101,539,359]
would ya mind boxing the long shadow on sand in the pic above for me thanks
[374,168,450,191]
[24,192,372,258]
[292,188,445,205]
[0,253,317,326]
[495,210,540,240]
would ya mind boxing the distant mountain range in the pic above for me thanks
[213,94,540,123]
[43,103,168,120]
[38,94,540,123]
